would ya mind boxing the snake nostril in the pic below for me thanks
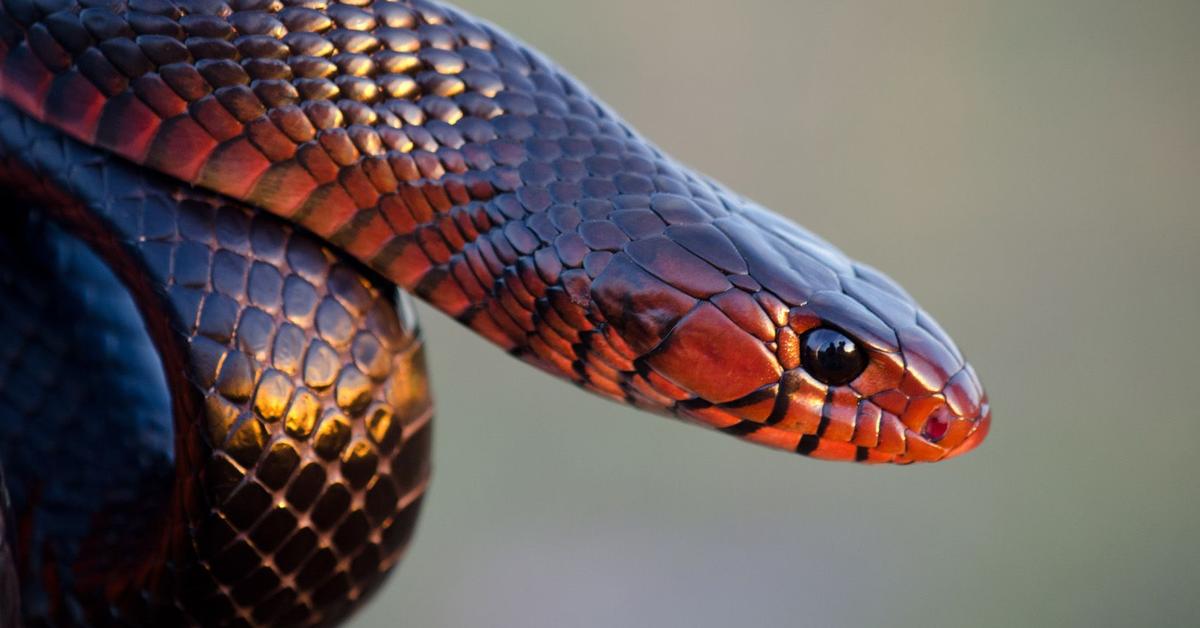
[923,406,953,442]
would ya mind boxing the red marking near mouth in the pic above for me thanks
[924,413,950,441]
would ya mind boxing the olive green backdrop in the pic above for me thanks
[352,1,1200,626]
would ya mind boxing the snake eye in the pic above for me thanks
[800,328,868,386]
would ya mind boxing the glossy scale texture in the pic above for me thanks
[0,106,431,625]
[0,0,988,625]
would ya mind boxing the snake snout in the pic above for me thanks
[923,361,991,460]
[945,405,993,458]
[887,374,989,464]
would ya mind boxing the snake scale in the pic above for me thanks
[0,0,990,625]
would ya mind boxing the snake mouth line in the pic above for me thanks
[674,367,989,465]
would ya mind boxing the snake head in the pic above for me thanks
[589,200,989,464]
[754,261,992,464]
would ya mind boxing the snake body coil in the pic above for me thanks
[0,0,989,625]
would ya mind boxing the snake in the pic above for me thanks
[0,0,991,625]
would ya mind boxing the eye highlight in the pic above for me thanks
[800,328,868,386]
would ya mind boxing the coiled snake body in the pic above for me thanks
[0,0,990,625]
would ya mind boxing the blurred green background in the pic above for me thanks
[352,1,1200,626]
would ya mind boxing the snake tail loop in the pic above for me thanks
[0,107,432,625]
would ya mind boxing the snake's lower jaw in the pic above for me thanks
[671,357,991,463]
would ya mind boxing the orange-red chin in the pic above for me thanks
[680,399,990,465]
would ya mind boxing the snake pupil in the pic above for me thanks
[800,328,868,386]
